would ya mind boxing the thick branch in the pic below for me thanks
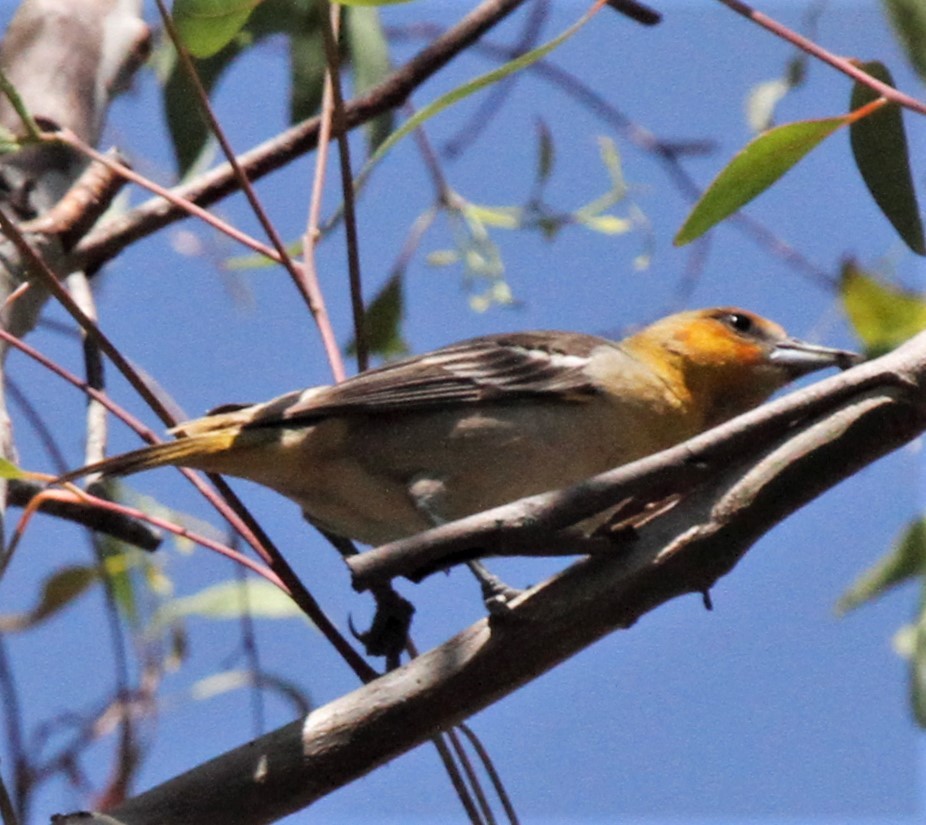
[92,332,926,825]
[7,480,160,550]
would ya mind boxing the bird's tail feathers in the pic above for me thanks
[56,431,240,485]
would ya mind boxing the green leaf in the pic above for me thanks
[840,260,926,356]
[578,214,632,235]
[913,597,926,726]
[426,249,459,267]
[345,6,393,153]
[837,517,926,613]
[163,47,232,176]
[149,578,303,634]
[346,272,408,358]
[0,457,24,479]
[0,124,21,154]
[849,61,925,255]
[173,0,264,59]
[164,1,324,175]
[883,0,926,83]
[364,3,603,171]
[0,566,98,632]
[335,0,414,5]
[535,119,555,184]
[467,203,522,230]
[675,116,847,245]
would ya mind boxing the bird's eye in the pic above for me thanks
[724,312,754,334]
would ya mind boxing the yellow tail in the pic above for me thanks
[56,431,239,485]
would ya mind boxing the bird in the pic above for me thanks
[58,308,859,599]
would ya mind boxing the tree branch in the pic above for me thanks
[7,479,161,551]
[72,0,531,273]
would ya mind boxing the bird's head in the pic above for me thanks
[622,307,861,429]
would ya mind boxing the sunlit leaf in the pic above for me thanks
[837,517,926,613]
[0,124,21,153]
[191,669,255,700]
[173,0,264,59]
[675,116,846,245]
[0,457,25,479]
[149,578,303,634]
[467,204,522,230]
[746,54,807,133]
[164,0,323,175]
[190,669,312,714]
[365,3,604,170]
[849,61,925,255]
[578,214,632,234]
[426,250,459,267]
[745,78,792,133]
[840,261,926,356]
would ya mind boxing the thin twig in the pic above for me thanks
[387,21,836,289]
[318,1,368,372]
[73,0,531,272]
[302,8,347,383]
[153,0,345,377]
[458,723,520,825]
[7,479,160,550]
[715,0,926,116]
[0,217,375,683]
[52,129,283,265]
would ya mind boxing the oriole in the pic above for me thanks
[59,308,858,552]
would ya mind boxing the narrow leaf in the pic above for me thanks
[335,0,415,5]
[912,591,926,727]
[840,260,926,356]
[288,21,326,124]
[882,0,926,83]
[345,6,394,152]
[0,566,98,632]
[535,119,555,184]
[347,273,408,358]
[676,117,846,245]
[849,61,925,255]
[837,518,926,613]
[364,3,604,171]
[164,48,232,176]
[173,0,264,59]
[0,457,25,479]
[149,578,302,634]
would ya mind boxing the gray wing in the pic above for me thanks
[243,331,617,428]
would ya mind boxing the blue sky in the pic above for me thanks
[2,0,924,822]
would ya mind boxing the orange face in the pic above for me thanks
[663,309,785,370]
[622,308,797,430]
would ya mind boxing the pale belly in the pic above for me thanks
[232,399,695,546]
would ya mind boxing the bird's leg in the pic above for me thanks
[314,523,414,662]
[410,474,523,613]
[467,560,523,614]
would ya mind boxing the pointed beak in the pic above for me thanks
[769,338,863,377]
